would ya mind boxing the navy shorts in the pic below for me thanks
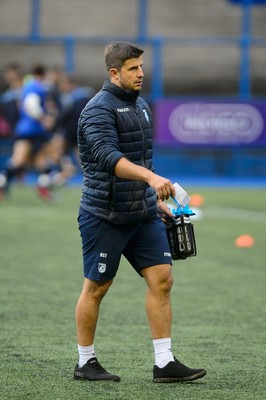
[78,207,172,281]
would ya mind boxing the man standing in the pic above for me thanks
[74,41,206,383]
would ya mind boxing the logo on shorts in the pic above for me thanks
[98,263,106,273]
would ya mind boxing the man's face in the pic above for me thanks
[111,56,144,91]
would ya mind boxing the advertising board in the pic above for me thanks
[154,100,266,146]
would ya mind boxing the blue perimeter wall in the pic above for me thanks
[153,145,266,179]
[1,138,266,187]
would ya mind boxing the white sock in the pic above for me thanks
[153,338,174,368]
[78,344,95,368]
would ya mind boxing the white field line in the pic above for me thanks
[205,206,266,222]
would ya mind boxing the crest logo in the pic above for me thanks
[98,263,106,273]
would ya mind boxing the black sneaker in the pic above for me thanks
[74,357,120,382]
[153,357,206,383]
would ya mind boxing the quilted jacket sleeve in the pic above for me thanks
[81,102,124,175]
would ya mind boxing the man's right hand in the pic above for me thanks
[148,173,175,201]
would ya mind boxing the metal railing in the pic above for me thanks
[0,0,265,101]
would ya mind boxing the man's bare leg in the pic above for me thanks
[76,278,113,346]
[142,264,173,340]
[142,264,207,382]
[74,277,120,381]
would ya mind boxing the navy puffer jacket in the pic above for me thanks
[77,80,158,224]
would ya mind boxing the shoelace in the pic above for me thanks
[88,359,106,373]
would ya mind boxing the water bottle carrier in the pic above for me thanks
[165,214,197,260]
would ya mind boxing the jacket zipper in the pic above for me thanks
[134,107,146,168]
[134,106,148,216]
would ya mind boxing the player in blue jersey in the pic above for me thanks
[0,64,57,201]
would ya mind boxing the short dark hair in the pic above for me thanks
[104,41,144,72]
[31,64,46,77]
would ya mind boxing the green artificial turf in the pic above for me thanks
[0,185,265,399]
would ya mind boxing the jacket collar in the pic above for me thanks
[102,80,140,103]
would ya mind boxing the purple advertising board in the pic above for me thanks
[228,0,266,4]
[154,100,266,146]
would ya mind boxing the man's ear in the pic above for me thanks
[109,68,119,80]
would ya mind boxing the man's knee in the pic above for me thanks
[82,278,113,301]
[143,265,173,295]
[159,272,174,294]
